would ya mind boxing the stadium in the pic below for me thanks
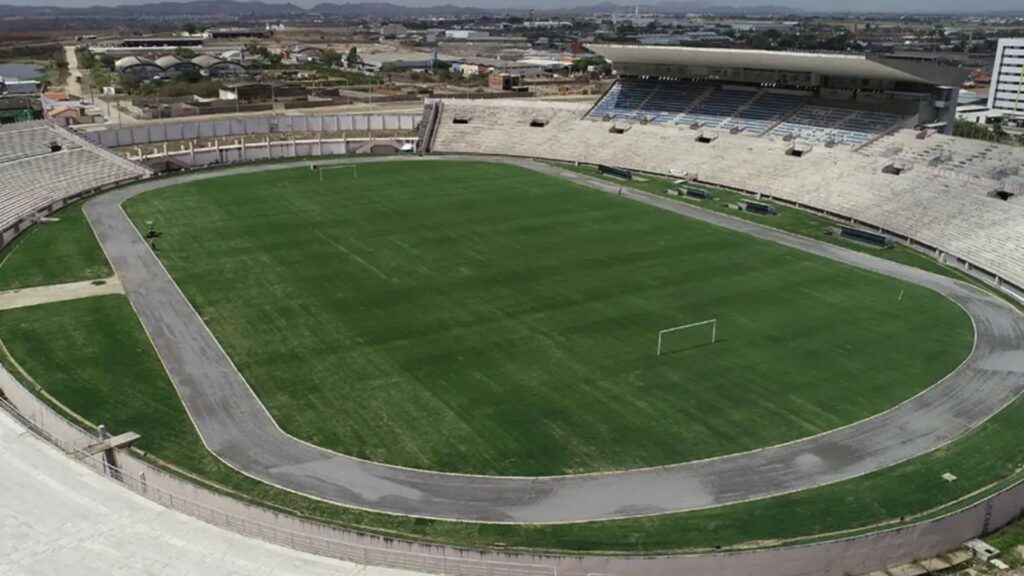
[2,44,1024,576]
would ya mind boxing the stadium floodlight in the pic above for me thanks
[657,319,717,356]
[316,164,358,182]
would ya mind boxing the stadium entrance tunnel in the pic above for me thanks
[990,190,1017,201]
[143,157,190,174]
[786,143,813,157]
[883,161,911,175]
[609,122,631,134]
[696,131,719,144]
[529,117,549,128]
[354,140,403,155]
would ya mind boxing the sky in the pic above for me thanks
[3,0,1023,12]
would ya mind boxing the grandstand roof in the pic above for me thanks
[586,44,968,86]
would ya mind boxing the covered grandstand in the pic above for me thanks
[583,45,966,147]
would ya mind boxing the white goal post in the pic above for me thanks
[657,319,717,356]
[312,164,358,182]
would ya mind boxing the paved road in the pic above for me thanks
[83,156,1024,523]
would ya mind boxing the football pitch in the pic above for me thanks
[123,160,973,476]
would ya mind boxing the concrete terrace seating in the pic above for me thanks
[864,130,1024,197]
[0,122,81,164]
[432,98,1024,292]
[769,105,856,142]
[0,122,149,232]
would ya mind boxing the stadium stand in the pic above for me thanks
[587,79,909,145]
[865,130,1024,198]
[0,120,81,163]
[721,91,806,135]
[429,98,1024,298]
[0,121,149,244]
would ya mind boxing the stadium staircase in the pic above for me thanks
[418,101,443,153]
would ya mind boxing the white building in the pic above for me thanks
[445,30,490,40]
[988,38,1024,119]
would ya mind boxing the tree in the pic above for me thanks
[346,46,361,69]
[119,74,141,94]
[320,49,343,68]
[173,47,198,59]
[182,22,199,35]
[572,56,610,75]
[98,54,117,70]
[431,59,451,74]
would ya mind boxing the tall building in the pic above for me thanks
[988,38,1024,118]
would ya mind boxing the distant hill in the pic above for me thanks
[0,0,304,17]
[0,0,806,18]
[308,2,493,16]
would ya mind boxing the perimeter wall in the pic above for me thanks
[82,113,422,148]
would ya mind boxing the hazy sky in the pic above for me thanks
[4,0,1023,12]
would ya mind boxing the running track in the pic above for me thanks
[83,156,1024,523]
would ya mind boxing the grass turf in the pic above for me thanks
[122,160,973,475]
[0,202,111,291]
[0,294,1021,554]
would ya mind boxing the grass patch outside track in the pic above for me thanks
[0,202,111,291]
[121,161,972,476]
[0,294,1021,554]
[987,519,1024,568]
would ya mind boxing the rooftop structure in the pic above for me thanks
[587,44,967,134]
[121,37,203,48]
[114,56,163,79]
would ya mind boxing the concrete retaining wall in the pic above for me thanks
[83,113,422,148]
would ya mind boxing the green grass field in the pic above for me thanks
[1,289,1022,555]
[122,160,973,475]
[0,202,111,291]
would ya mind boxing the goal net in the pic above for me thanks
[312,163,358,182]
[657,319,717,356]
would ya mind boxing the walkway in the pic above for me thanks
[82,156,1024,523]
[0,407,422,576]
[0,276,122,311]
